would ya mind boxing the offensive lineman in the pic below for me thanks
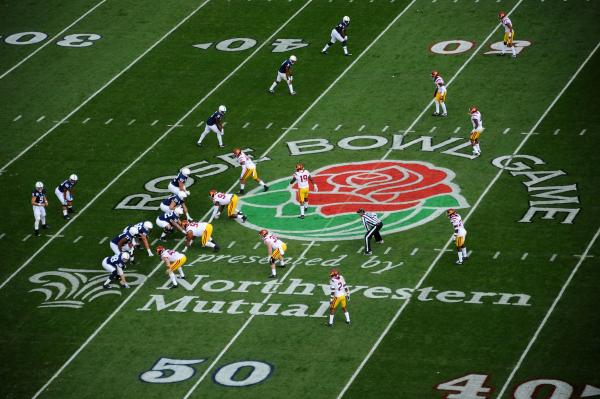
[209,189,247,222]
[447,208,468,264]
[123,221,154,257]
[102,252,131,289]
[156,208,187,241]
[327,268,351,327]
[321,16,351,56]
[168,167,192,197]
[183,220,220,253]
[469,106,484,157]
[160,191,192,220]
[156,246,187,289]
[31,181,49,236]
[259,229,287,278]
[110,226,138,259]
[233,148,268,195]
[499,11,517,58]
[431,71,447,117]
[55,174,78,220]
[268,55,297,96]
[289,163,318,219]
[197,105,227,148]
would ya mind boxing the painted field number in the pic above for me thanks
[3,31,102,47]
[429,39,531,56]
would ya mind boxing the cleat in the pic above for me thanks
[42,224,48,229]
[196,142,202,147]
[68,208,76,214]
[344,53,352,56]
[238,189,245,195]
[326,323,333,327]
[298,215,305,219]
[277,263,286,268]
[441,113,448,117]
[321,50,327,54]
[364,251,372,255]
[178,275,186,280]
[218,144,225,148]
[345,321,351,325]
[267,89,274,94]
[455,260,463,265]
[213,244,220,252]
[497,53,506,57]
[376,240,384,244]
[103,283,110,289]
[511,54,517,58]
[268,274,277,279]
[263,185,269,192]
[290,91,296,96]
[167,283,178,289]
[242,215,248,223]
[63,215,71,220]
[432,112,440,116]
[34,230,40,237]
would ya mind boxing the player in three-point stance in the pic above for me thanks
[268,55,297,96]
[160,191,192,220]
[156,208,187,241]
[290,163,318,219]
[327,268,351,327]
[156,246,187,289]
[431,71,447,117]
[259,229,287,278]
[469,106,484,157]
[321,16,351,56]
[498,10,517,58]
[447,208,468,264]
[102,252,131,289]
[233,148,269,195]
[110,226,138,261]
[31,181,49,236]
[209,189,247,222]
[183,220,220,253]
[357,208,384,255]
[197,105,227,148]
[123,221,154,257]
[168,167,191,197]
[55,174,78,220]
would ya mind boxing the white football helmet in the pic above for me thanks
[219,105,227,113]
[180,167,191,177]
[343,16,350,23]
[128,226,139,236]
[174,207,184,216]
[120,252,131,262]
[177,191,188,200]
[143,221,153,231]
[70,174,78,182]
[35,181,44,189]
[290,55,297,63]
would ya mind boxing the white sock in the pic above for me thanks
[34,219,40,230]
[205,241,215,248]
[197,131,209,144]
[502,44,506,54]
[279,259,285,266]
[511,46,516,56]
[258,180,265,186]
[300,206,305,216]
[169,271,177,285]
[343,46,348,55]
[344,311,350,323]
[288,84,294,94]
[41,217,46,225]
[329,314,334,324]
[240,183,245,190]
[271,268,276,276]
[435,101,440,113]
[217,133,223,146]
[269,82,277,91]
[178,268,185,278]
[103,278,111,286]
[458,251,463,262]
[63,209,68,216]
[462,247,467,257]
[441,103,447,114]
[322,44,330,52]
[475,144,480,153]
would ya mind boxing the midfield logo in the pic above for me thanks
[29,268,146,309]
[239,160,468,241]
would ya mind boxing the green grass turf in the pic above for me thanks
[0,0,598,398]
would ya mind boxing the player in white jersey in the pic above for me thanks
[259,229,287,278]
[498,11,516,58]
[209,189,247,222]
[156,246,186,288]
[431,71,447,116]
[327,269,351,326]
[447,209,468,264]
[183,221,220,252]
[289,163,318,219]
[233,148,269,195]
[469,106,484,157]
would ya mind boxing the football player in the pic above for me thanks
[110,226,138,259]
[209,189,247,222]
[431,71,447,117]
[321,16,351,56]
[469,106,484,157]
[197,105,226,148]
[156,208,187,241]
[182,220,220,253]
[31,181,49,236]
[327,268,351,326]
[55,174,78,220]
[289,163,318,219]
[259,229,287,278]
[268,55,297,96]
[447,209,468,264]
[233,148,268,195]
[168,167,191,197]
[123,221,154,257]
[101,251,130,289]
[499,11,517,58]
[160,191,192,220]
[156,245,186,289]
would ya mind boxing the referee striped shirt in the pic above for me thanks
[361,212,381,230]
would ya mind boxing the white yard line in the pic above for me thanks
[3,0,318,293]
[496,226,600,399]
[0,0,211,173]
[337,36,599,399]
[0,0,107,80]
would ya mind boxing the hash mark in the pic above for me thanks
[228,241,236,249]
[266,122,273,129]
[53,120,68,125]
[151,238,159,246]
[13,115,22,122]
[98,237,108,244]
[358,125,366,132]
[151,120,159,126]
[0,233,5,240]
[331,245,338,252]
[104,118,113,125]
[357,246,364,254]
[410,248,419,256]
[521,252,528,260]
[553,128,560,135]
[37,116,46,122]
[22,234,32,242]
[167,123,184,128]
[579,128,586,136]
[253,242,261,250]
[82,117,91,124]
[222,122,227,126]
[502,128,510,135]
[429,126,437,133]
[128,119,136,125]
[522,131,540,135]
[453,127,461,133]
[311,123,319,130]
[281,127,298,130]
[243,122,250,129]
[73,236,83,243]
[335,124,342,131]
[493,251,501,259]
[549,253,557,262]
[196,121,204,128]
[382,125,389,132]
[384,247,391,254]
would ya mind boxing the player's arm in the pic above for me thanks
[184,231,193,247]
[140,234,153,256]
[285,65,292,81]
[308,175,318,191]
[178,179,186,191]
[212,202,221,218]
[172,219,186,234]
[31,195,37,206]
[289,176,297,185]
[266,243,273,258]
[117,236,128,251]
[116,266,129,287]
[216,118,224,132]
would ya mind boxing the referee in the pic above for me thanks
[357,208,384,255]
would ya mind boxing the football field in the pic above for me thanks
[1,0,599,398]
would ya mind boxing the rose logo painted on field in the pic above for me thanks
[239,160,469,241]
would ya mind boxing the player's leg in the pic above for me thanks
[433,93,441,115]
[328,296,340,326]
[298,189,306,218]
[509,31,516,57]
[461,233,468,260]
[55,187,68,218]
[455,236,465,264]
[440,92,447,116]
[322,29,337,54]
[197,124,212,145]
[33,206,41,235]
[252,168,267,191]
[269,72,284,92]
[239,169,249,194]
[101,260,116,288]
[341,38,350,56]
[341,296,350,324]
[40,206,47,229]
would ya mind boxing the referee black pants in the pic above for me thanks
[364,222,383,253]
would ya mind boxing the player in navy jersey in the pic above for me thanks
[123,221,154,257]
[197,105,226,147]
[31,181,49,236]
[110,226,138,259]
[160,191,192,220]
[101,252,131,289]
[268,55,297,95]
[168,167,191,197]
[156,207,187,241]
[322,16,351,56]
[54,174,78,220]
